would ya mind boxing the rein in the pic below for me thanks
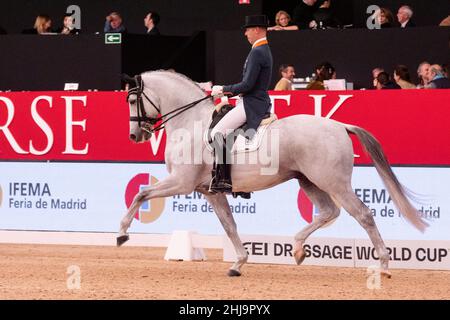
[127,75,212,133]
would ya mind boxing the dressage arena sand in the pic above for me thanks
[0,243,449,300]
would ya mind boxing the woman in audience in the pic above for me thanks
[23,14,52,34]
[307,61,336,90]
[268,10,298,31]
[377,7,396,28]
[393,65,416,89]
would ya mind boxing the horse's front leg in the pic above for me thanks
[117,175,193,246]
[204,193,248,276]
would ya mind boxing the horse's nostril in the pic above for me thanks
[129,134,137,141]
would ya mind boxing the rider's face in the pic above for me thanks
[245,27,260,45]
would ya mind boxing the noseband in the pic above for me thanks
[127,75,212,133]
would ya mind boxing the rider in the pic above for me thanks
[209,15,273,193]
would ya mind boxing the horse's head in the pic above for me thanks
[122,74,161,143]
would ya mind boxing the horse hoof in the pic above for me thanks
[227,269,241,277]
[293,248,306,265]
[116,235,129,247]
[381,270,392,279]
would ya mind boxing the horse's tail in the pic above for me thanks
[344,124,428,232]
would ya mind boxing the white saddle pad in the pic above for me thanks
[204,116,277,154]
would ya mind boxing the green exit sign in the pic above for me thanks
[105,33,122,44]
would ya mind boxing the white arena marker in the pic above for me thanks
[164,230,206,261]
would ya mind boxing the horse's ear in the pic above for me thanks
[121,73,135,84]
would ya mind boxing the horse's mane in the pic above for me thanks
[141,70,205,94]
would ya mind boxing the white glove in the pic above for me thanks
[211,85,224,98]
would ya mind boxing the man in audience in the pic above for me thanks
[416,61,431,88]
[293,0,319,30]
[426,64,450,89]
[397,5,415,28]
[274,64,296,90]
[144,11,161,35]
[57,13,81,35]
[104,12,126,33]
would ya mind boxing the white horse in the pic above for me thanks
[118,70,428,277]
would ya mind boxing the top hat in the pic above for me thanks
[242,15,269,29]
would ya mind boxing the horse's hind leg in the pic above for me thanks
[204,193,248,277]
[333,188,391,278]
[294,177,341,265]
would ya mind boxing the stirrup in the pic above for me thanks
[209,180,232,193]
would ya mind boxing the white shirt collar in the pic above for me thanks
[401,20,409,27]
[252,37,267,48]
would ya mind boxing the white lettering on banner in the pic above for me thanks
[309,94,353,118]
[269,95,291,113]
[30,96,54,155]
[0,97,29,154]
[149,128,165,156]
[62,96,88,154]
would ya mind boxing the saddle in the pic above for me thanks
[206,101,278,199]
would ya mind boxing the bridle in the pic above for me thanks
[127,75,212,134]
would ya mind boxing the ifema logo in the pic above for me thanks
[125,173,165,224]
[297,189,336,228]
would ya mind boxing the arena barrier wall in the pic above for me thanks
[1,90,449,269]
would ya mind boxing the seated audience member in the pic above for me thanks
[274,64,296,90]
[22,14,52,34]
[442,64,449,78]
[293,0,319,30]
[416,61,431,88]
[104,12,126,33]
[426,64,450,89]
[268,10,298,31]
[439,15,450,26]
[372,67,384,88]
[57,14,80,35]
[375,72,401,89]
[393,65,416,89]
[306,61,336,90]
[376,7,396,28]
[397,5,415,28]
[144,11,161,35]
[313,0,340,29]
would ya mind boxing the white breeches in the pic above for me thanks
[210,98,247,139]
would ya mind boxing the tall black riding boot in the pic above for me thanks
[209,132,232,193]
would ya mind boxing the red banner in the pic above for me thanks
[0,90,449,165]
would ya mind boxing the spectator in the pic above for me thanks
[375,72,401,89]
[57,14,80,35]
[397,5,415,28]
[439,15,450,26]
[442,64,449,78]
[372,67,384,88]
[144,11,161,35]
[293,0,319,30]
[306,61,336,90]
[426,64,450,89]
[393,65,416,89]
[416,61,431,88]
[22,14,52,34]
[268,10,298,31]
[104,12,126,33]
[313,0,340,29]
[274,64,296,90]
[376,7,396,28]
